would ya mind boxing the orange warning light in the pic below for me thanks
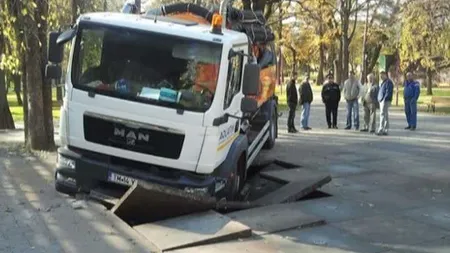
[210,13,223,34]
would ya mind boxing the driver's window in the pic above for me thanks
[224,52,243,109]
[80,29,104,73]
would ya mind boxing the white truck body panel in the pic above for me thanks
[61,12,251,174]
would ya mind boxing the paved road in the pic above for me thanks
[1,97,450,252]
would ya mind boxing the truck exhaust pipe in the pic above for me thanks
[219,0,229,29]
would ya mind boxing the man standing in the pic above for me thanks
[377,71,394,136]
[403,72,421,130]
[286,73,299,133]
[299,75,313,130]
[321,73,341,129]
[360,73,379,133]
[342,70,362,130]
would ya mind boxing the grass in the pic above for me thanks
[7,85,450,123]
[7,88,61,123]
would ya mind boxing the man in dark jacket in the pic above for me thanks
[299,75,313,130]
[403,72,420,130]
[321,73,341,129]
[286,73,298,133]
[376,71,394,136]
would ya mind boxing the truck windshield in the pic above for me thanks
[71,23,222,112]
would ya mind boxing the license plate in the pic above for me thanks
[108,172,136,186]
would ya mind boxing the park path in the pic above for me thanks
[1,97,450,252]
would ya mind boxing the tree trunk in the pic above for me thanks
[72,0,79,24]
[37,0,56,150]
[289,46,297,75]
[340,0,349,82]
[318,43,325,86]
[336,38,343,84]
[342,32,350,82]
[426,68,433,95]
[366,45,382,74]
[13,74,22,106]
[360,0,370,84]
[23,2,54,151]
[22,55,29,142]
[317,20,325,86]
[0,69,15,130]
[277,1,283,90]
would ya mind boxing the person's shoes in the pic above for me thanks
[360,129,369,132]
[376,132,383,136]
[306,127,312,130]
[410,127,416,131]
[370,130,375,133]
[405,126,411,130]
[288,128,295,133]
[344,126,351,130]
[333,125,338,129]
[328,125,332,129]
[355,128,359,131]
[383,132,389,136]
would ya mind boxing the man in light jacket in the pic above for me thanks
[360,73,379,133]
[377,71,394,136]
[403,72,421,130]
[342,71,362,130]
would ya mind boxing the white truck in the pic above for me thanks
[46,0,279,200]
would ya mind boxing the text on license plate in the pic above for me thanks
[108,172,136,186]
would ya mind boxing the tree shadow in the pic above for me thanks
[0,146,155,253]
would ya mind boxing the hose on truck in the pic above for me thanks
[145,3,275,44]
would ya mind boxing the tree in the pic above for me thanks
[2,0,56,150]
[0,0,18,130]
[399,0,450,95]
[0,59,16,129]
[294,0,337,85]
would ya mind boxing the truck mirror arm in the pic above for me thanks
[212,113,242,127]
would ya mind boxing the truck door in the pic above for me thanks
[216,46,246,153]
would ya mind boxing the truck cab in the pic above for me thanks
[48,4,277,200]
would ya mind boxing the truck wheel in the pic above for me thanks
[55,172,78,196]
[226,155,245,201]
[263,105,277,150]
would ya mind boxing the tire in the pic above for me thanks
[225,155,245,201]
[55,172,78,196]
[263,105,277,150]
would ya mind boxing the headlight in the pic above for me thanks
[57,154,76,169]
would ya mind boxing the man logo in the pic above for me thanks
[114,127,150,146]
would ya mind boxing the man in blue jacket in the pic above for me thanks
[403,72,421,130]
[377,71,394,136]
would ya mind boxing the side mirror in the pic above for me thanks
[45,64,62,80]
[241,97,258,113]
[242,63,260,96]
[48,31,64,64]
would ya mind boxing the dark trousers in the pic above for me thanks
[288,103,296,129]
[325,102,338,127]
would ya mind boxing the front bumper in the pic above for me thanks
[55,146,217,196]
